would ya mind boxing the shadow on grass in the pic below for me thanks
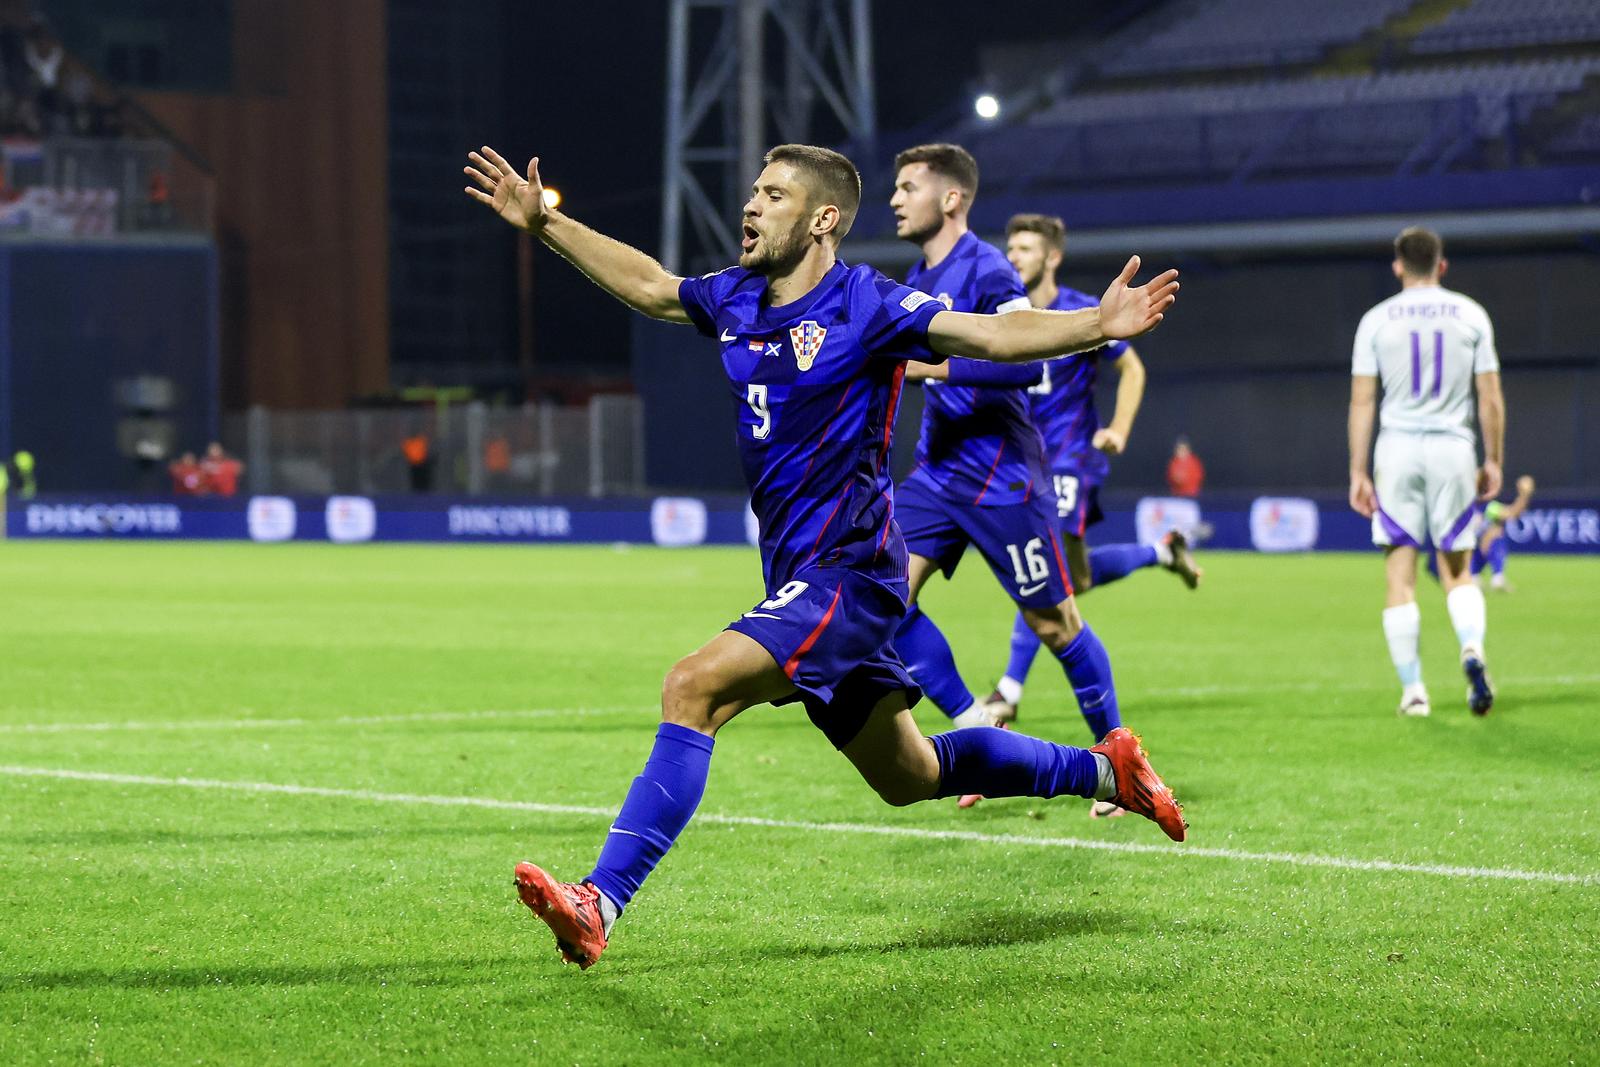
[4,956,523,991]
[605,908,1143,976]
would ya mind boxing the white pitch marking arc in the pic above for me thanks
[0,765,1594,888]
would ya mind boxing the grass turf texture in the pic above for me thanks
[1,541,1596,1065]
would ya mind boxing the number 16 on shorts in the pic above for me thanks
[1006,537,1050,594]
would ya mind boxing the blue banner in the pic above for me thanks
[6,492,1597,554]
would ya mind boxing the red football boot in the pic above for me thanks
[514,862,608,969]
[1089,727,1187,842]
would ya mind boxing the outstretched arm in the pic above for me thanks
[904,358,1042,386]
[1500,475,1536,521]
[1348,374,1378,517]
[465,146,689,323]
[1093,345,1146,455]
[925,256,1177,363]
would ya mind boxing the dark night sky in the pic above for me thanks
[499,1,1121,379]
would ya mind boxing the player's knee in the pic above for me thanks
[660,657,717,726]
[870,772,933,808]
[1023,603,1081,651]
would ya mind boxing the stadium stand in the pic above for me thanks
[1101,0,1416,76]
[861,0,1600,199]
[1412,0,1600,54]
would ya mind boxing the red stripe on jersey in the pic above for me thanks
[806,486,851,564]
[878,363,906,471]
[801,381,859,485]
[784,586,844,678]
[1047,526,1074,598]
[874,489,895,559]
[973,441,1006,505]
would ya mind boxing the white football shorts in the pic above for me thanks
[1371,430,1479,552]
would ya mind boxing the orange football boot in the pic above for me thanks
[1089,727,1186,841]
[514,862,608,969]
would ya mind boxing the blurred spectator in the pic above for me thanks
[22,16,61,134]
[1166,436,1205,498]
[169,451,203,495]
[11,449,34,497]
[403,430,433,492]
[200,441,243,497]
[484,433,511,489]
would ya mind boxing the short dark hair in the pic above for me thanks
[764,144,862,240]
[1394,226,1443,277]
[1006,213,1066,253]
[893,143,979,203]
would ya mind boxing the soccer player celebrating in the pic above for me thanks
[464,142,1184,969]
[1348,227,1505,718]
[983,213,1202,731]
[883,146,1153,811]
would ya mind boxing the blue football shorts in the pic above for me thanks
[895,476,1074,607]
[726,566,922,749]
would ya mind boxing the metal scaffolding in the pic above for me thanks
[660,0,876,273]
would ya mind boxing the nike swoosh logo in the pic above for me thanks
[720,329,736,342]
[742,611,782,620]
[1018,582,1047,596]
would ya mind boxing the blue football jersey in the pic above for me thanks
[678,260,947,595]
[903,232,1046,507]
[1028,285,1127,486]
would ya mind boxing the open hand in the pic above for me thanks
[1092,427,1126,455]
[1477,460,1502,501]
[1349,473,1376,518]
[464,146,550,233]
[1099,256,1179,340]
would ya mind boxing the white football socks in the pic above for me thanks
[1382,601,1423,689]
[1446,583,1487,659]
[950,704,993,729]
[1092,752,1116,801]
[995,676,1024,706]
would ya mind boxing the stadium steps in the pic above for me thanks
[1317,0,1479,76]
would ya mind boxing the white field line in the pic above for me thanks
[1138,672,1600,700]
[0,764,1595,888]
[5,671,1595,734]
[0,707,639,735]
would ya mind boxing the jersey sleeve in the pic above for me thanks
[1351,309,1380,377]
[677,269,735,339]
[1471,304,1501,374]
[946,357,1043,387]
[1102,339,1129,362]
[857,270,947,362]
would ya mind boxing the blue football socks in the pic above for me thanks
[1003,611,1042,689]
[895,604,977,718]
[1056,625,1122,741]
[1486,536,1509,576]
[929,726,1101,799]
[1088,543,1159,588]
[586,722,714,913]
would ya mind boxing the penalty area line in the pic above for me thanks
[0,764,1595,888]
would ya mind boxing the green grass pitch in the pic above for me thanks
[1,540,1597,1064]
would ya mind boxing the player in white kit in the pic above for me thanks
[1347,227,1505,717]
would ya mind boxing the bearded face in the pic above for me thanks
[739,210,812,275]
